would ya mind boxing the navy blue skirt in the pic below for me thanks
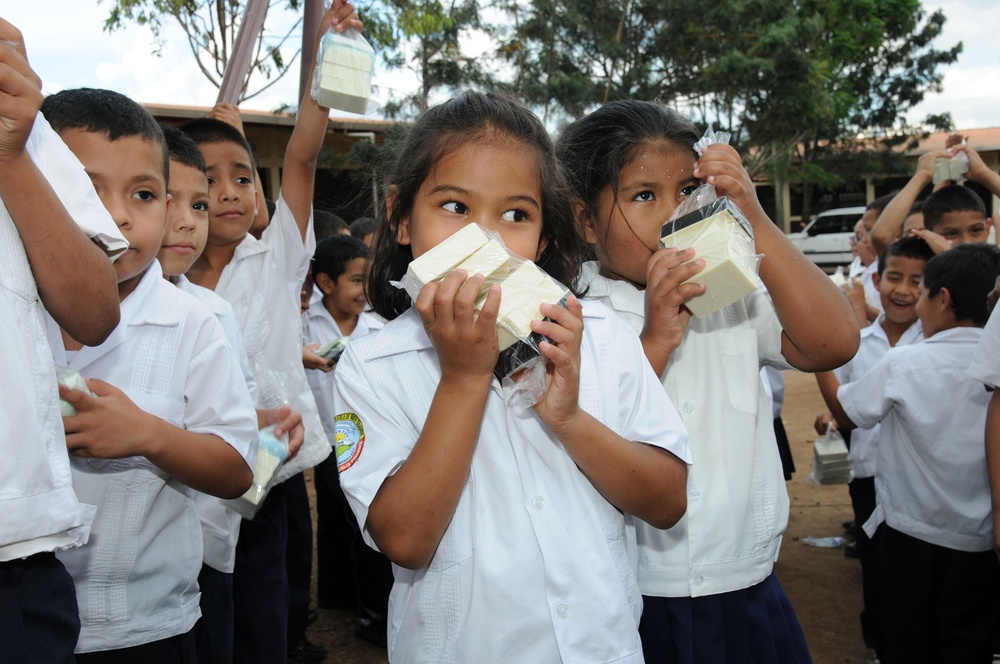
[639,572,813,664]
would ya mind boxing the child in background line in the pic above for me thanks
[350,216,376,246]
[40,87,258,661]
[840,243,1000,664]
[0,22,124,663]
[916,184,994,252]
[847,195,895,325]
[332,91,691,663]
[813,236,934,662]
[179,4,363,660]
[871,145,1000,256]
[304,235,392,645]
[556,99,860,664]
[314,209,350,240]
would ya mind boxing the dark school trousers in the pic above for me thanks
[848,476,881,656]
[74,631,196,664]
[285,472,314,645]
[0,551,80,664]
[879,524,1000,664]
[195,564,234,664]
[233,486,288,664]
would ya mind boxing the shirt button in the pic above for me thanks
[532,496,545,510]
[693,575,705,586]
[689,486,701,499]
[682,401,695,414]
[556,603,570,618]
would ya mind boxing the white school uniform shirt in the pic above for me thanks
[834,315,923,478]
[47,262,258,652]
[578,261,791,598]
[304,301,384,442]
[839,327,992,552]
[332,301,691,664]
[968,305,1000,388]
[175,275,258,573]
[0,115,126,562]
[213,195,328,482]
[862,259,884,313]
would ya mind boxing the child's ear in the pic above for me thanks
[315,271,335,296]
[937,287,954,315]
[253,189,260,218]
[573,199,597,245]
[872,272,881,290]
[161,193,173,237]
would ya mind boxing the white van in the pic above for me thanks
[787,206,866,271]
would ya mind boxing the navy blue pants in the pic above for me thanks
[284,472,314,646]
[0,552,79,664]
[75,631,196,664]
[848,476,880,656]
[194,564,234,664]
[639,572,812,664]
[878,525,999,664]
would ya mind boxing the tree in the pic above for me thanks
[102,0,305,102]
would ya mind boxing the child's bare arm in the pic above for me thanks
[61,379,253,499]
[953,144,1000,200]
[365,271,496,569]
[870,150,949,254]
[695,145,859,371]
[281,0,363,240]
[531,297,688,529]
[815,371,856,432]
[0,22,119,345]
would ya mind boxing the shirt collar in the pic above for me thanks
[923,326,983,344]
[578,261,645,317]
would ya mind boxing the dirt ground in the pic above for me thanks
[302,369,865,663]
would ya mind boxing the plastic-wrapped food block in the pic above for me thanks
[496,261,569,352]
[401,224,494,301]
[311,29,375,114]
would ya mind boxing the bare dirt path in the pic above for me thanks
[303,368,865,663]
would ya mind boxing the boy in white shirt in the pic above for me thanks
[304,235,390,642]
[839,242,1000,663]
[0,22,125,663]
[970,288,1000,563]
[40,87,258,661]
[814,236,933,662]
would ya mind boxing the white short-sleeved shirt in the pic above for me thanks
[47,262,258,652]
[213,196,328,483]
[968,306,1000,388]
[175,275,258,573]
[333,301,690,664]
[0,116,126,562]
[839,327,991,552]
[304,301,384,441]
[579,261,791,598]
[834,316,923,478]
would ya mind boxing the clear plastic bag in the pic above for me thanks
[932,150,970,186]
[805,425,852,485]
[57,368,95,416]
[310,27,375,114]
[659,127,762,317]
[394,223,570,406]
[223,424,289,520]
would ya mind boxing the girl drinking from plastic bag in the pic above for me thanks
[330,91,691,663]
[557,100,860,663]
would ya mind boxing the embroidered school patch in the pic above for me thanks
[335,413,365,472]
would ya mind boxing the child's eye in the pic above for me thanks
[193,202,209,212]
[441,201,468,215]
[632,191,655,202]
[236,176,253,185]
[501,209,527,222]
[133,190,155,202]
[680,185,699,197]
[207,178,216,187]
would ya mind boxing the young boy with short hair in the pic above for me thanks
[814,236,934,661]
[0,21,125,663]
[40,87,258,661]
[839,242,1000,663]
[179,4,364,660]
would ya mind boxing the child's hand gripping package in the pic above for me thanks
[310,27,375,114]
[223,424,289,519]
[57,369,96,416]
[806,424,852,486]
[397,223,571,405]
[659,128,762,317]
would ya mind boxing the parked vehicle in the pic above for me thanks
[787,206,866,271]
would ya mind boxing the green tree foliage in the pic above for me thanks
[102,0,304,102]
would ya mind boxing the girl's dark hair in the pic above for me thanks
[366,90,588,320]
[556,100,700,230]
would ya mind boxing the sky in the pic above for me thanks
[5,0,999,129]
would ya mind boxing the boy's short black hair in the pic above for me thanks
[350,216,376,240]
[313,235,368,283]
[922,185,987,231]
[176,117,254,166]
[41,87,169,180]
[314,210,349,242]
[160,125,206,173]
[922,243,1000,326]
[867,193,896,215]
[877,236,934,277]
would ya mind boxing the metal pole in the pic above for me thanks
[300,0,323,104]
[217,0,269,104]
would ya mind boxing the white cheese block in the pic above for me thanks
[661,209,757,317]
[496,261,568,350]
[403,224,493,301]
[314,37,374,114]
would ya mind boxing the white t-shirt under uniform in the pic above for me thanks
[47,262,257,652]
[840,327,992,552]
[0,115,126,562]
[333,301,691,664]
[579,261,791,598]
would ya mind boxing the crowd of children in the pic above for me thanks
[4,5,1000,663]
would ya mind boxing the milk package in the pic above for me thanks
[932,151,970,186]
[310,27,375,114]
[809,428,851,485]
[223,425,289,519]
[660,196,761,317]
[399,223,570,382]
